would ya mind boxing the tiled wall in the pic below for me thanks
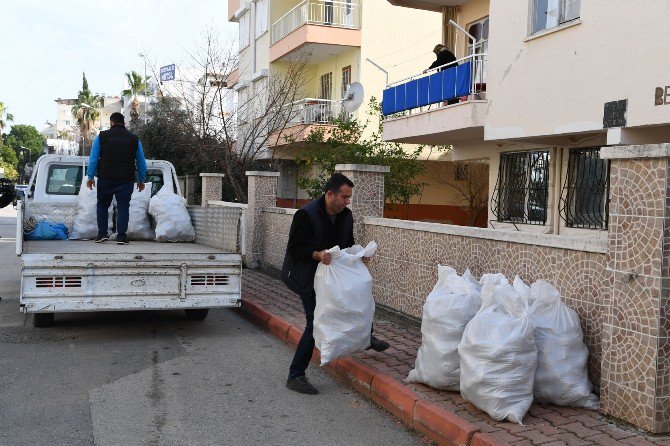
[602,156,670,432]
[361,223,608,388]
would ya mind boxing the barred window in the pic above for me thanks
[491,151,550,225]
[559,147,610,229]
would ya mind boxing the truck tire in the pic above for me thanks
[33,313,55,327]
[184,309,209,321]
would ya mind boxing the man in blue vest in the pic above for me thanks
[282,173,390,395]
[86,112,147,245]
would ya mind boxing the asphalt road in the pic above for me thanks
[0,205,424,446]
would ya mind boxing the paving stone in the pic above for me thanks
[241,270,670,446]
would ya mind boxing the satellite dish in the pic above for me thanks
[342,82,364,113]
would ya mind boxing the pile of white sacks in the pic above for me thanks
[70,182,195,242]
[406,266,599,425]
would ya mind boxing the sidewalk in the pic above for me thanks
[240,269,670,446]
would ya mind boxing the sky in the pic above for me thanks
[0,0,237,132]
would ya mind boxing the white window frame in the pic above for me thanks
[239,12,250,50]
[529,0,580,35]
[255,0,269,38]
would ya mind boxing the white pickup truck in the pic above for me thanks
[16,155,242,327]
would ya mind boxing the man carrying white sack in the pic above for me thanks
[281,173,390,395]
[86,112,147,245]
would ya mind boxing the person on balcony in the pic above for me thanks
[426,44,457,72]
[425,44,459,105]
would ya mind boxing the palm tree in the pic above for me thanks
[122,71,148,129]
[72,73,101,156]
[0,101,14,143]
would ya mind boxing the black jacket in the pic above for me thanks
[428,48,457,71]
[97,125,139,181]
[281,196,354,296]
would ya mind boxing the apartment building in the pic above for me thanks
[380,0,670,433]
[42,96,123,155]
[228,0,486,223]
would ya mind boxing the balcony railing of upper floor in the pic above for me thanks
[381,53,487,118]
[271,0,361,45]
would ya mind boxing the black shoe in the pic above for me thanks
[94,236,109,243]
[366,335,390,352]
[116,239,129,245]
[286,376,318,395]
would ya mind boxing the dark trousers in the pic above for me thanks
[97,178,133,239]
[288,290,375,379]
[289,291,316,379]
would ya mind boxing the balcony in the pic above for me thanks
[268,98,342,147]
[270,0,361,63]
[381,53,487,145]
[386,0,471,12]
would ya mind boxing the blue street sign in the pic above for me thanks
[160,64,175,82]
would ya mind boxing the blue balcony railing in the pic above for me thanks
[382,53,486,117]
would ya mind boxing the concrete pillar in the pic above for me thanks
[199,173,225,207]
[245,171,280,269]
[335,164,389,244]
[601,144,670,433]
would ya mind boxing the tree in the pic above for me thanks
[0,101,14,144]
[122,70,148,130]
[296,98,445,206]
[146,29,312,202]
[71,72,101,156]
[3,124,45,182]
[435,160,489,226]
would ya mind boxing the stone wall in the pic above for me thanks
[259,207,295,272]
[362,217,609,388]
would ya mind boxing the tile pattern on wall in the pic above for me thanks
[362,223,608,388]
[605,157,669,433]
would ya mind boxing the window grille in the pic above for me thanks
[559,147,610,230]
[491,151,550,225]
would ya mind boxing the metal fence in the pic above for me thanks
[271,0,361,45]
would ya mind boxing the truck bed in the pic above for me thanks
[24,240,231,255]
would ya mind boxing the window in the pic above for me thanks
[341,66,351,98]
[467,17,489,83]
[65,120,71,126]
[255,0,268,38]
[492,151,550,225]
[46,164,83,195]
[145,169,165,197]
[239,12,250,49]
[531,0,580,35]
[319,72,333,100]
[559,148,610,229]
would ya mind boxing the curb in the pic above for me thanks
[238,296,507,446]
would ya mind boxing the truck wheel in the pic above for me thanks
[184,309,209,321]
[33,313,55,327]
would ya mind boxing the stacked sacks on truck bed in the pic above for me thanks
[148,185,195,242]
